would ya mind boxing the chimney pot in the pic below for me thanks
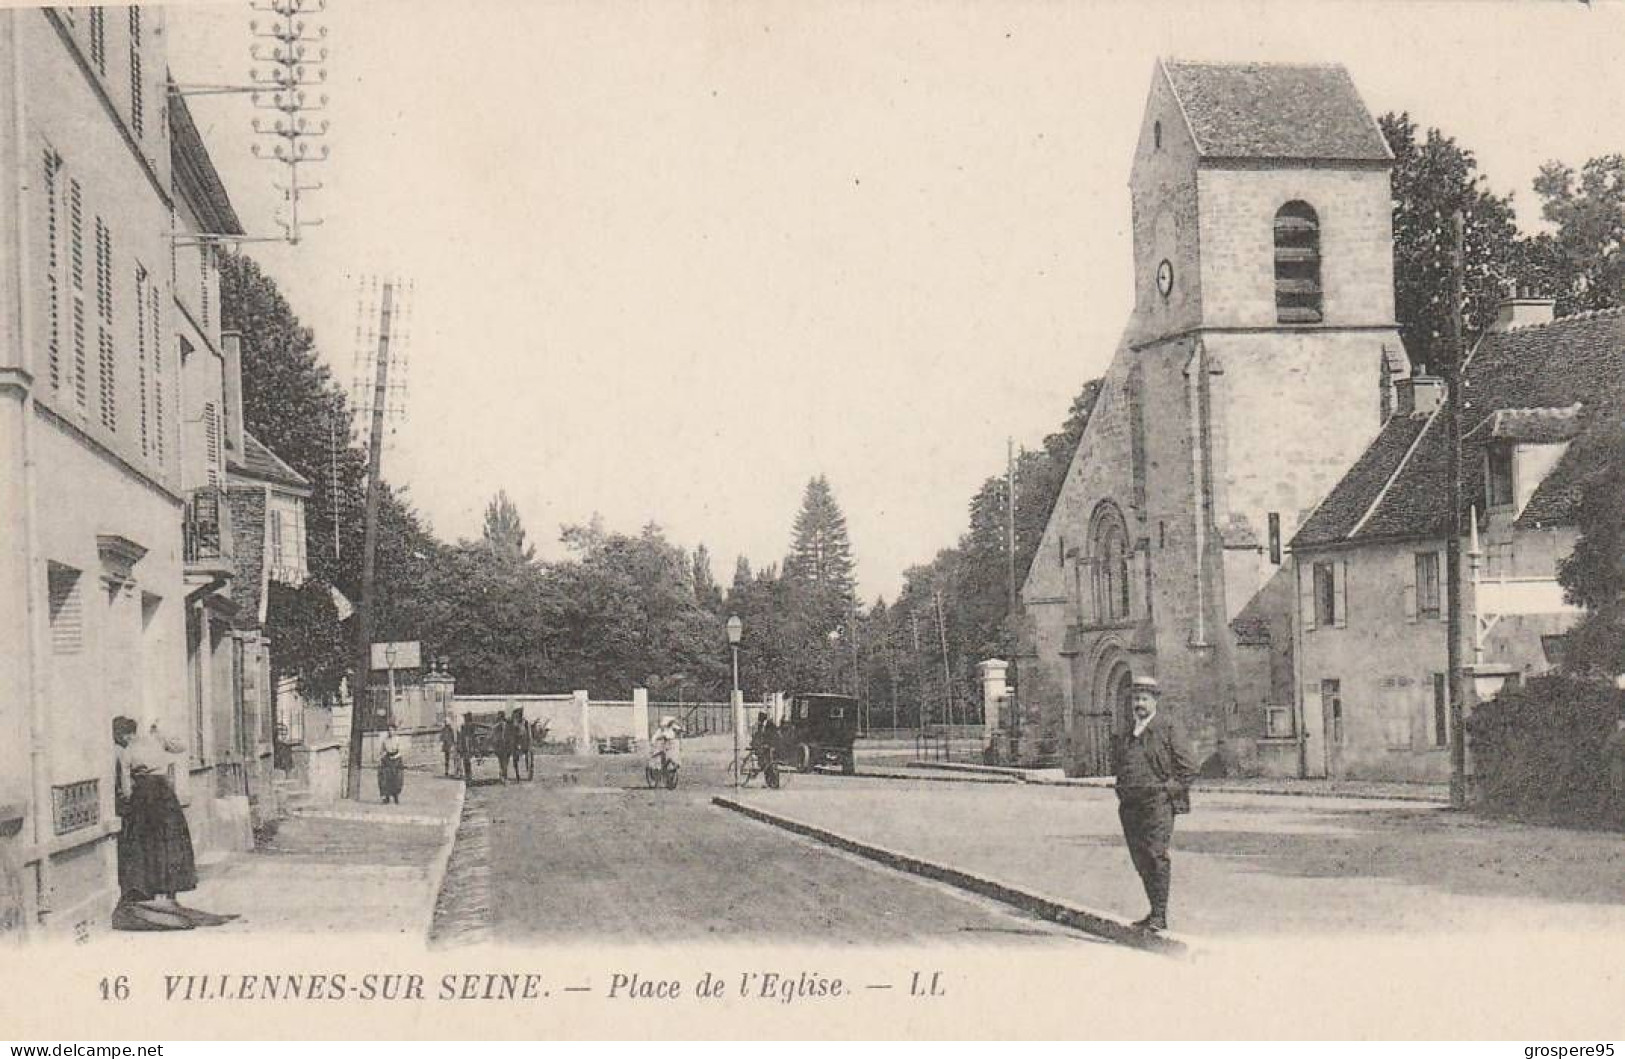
[1395,374,1446,418]
[1492,295,1555,332]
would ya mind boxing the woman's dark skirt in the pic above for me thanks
[378,753,405,799]
[117,773,197,899]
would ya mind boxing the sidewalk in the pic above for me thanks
[900,760,1452,803]
[183,766,463,936]
[725,775,1625,939]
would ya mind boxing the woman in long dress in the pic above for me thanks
[378,728,406,804]
[111,716,232,931]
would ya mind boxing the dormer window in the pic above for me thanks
[1274,201,1322,324]
[1486,445,1515,508]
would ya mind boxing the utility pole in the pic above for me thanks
[1006,438,1020,744]
[1446,210,1469,810]
[345,281,394,800]
[933,589,954,731]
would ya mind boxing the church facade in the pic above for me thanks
[1018,60,1408,777]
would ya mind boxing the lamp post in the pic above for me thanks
[727,615,743,789]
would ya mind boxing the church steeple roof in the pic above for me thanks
[1160,59,1392,164]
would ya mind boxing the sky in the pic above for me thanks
[163,0,1625,599]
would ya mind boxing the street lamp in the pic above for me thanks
[727,615,743,789]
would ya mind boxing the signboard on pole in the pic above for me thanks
[370,641,422,671]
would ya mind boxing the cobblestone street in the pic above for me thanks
[430,751,1142,951]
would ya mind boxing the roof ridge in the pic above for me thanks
[1349,407,1441,540]
[1503,305,1625,332]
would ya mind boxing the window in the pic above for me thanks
[1322,679,1343,745]
[271,510,286,567]
[70,178,87,409]
[1090,504,1131,623]
[1057,535,1065,568]
[47,563,84,655]
[204,402,220,485]
[1274,201,1323,324]
[1268,512,1282,565]
[152,290,165,464]
[200,245,211,330]
[1264,705,1294,739]
[1487,446,1515,508]
[1432,673,1449,747]
[44,150,62,392]
[1153,120,1162,150]
[135,266,149,456]
[1415,551,1441,619]
[88,8,106,74]
[1313,561,1337,627]
[128,7,144,139]
[95,217,115,431]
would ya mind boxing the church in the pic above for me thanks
[1017,59,1409,777]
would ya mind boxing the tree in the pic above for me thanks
[482,489,536,561]
[1381,112,1530,373]
[691,543,724,614]
[1528,155,1625,316]
[220,252,368,595]
[784,475,857,603]
[1557,412,1625,678]
[262,579,348,705]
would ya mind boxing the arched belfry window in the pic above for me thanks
[1089,502,1132,623]
[1274,201,1323,324]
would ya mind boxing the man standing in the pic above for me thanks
[439,720,457,777]
[457,711,477,784]
[1111,675,1197,932]
[510,708,532,781]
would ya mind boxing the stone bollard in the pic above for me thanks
[978,658,1009,742]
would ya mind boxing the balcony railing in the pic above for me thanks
[184,486,226,565]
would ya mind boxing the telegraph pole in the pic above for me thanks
[345,281,394,800]
[1006,438,1019,744]
[1446,211,1469,810]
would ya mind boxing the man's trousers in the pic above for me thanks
[1117,789,1174,918]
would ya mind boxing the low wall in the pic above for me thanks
[452,694,643,748]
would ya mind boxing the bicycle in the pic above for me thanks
[730,747,783,789]
[645,750,680,790]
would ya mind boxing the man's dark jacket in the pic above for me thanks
[1112,713,1198,813]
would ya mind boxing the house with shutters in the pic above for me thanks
[1287,298,1611,782]
[1017,59,1409,778]
[0,5,193,941]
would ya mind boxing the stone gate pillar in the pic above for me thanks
[574,690,594,755]
[631,687,650,747]
[978,658,1009,740]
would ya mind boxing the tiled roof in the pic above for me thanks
[167,85,244,237]
[230,432,312,492]
[1294,309,1625,550]
[1292,414,1429,548]
[227,487,267,629]
[1462,404,1583,445]
[1161,60,1391,163]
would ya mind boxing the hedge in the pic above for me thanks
[1467,673,1625,830]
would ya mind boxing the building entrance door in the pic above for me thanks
[1075,660,1130,777]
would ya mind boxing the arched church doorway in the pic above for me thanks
[1072,644,1131,776]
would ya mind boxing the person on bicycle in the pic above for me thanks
[750,711,779,782]
[650,716,682,776]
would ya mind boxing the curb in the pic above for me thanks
[856,768,1020,786]
[898,761,1450,805]
[422,780,467,940]
[712,796,1187,957]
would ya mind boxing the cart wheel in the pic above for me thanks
[795,744,811,771]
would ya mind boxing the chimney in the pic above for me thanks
[1491,289,1555,332]
[1395,371,1445,418]
[221,331,246,458]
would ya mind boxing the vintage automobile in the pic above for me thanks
[776,693,860,775]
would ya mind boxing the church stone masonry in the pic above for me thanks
[1018,59,1406,777]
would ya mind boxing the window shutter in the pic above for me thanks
[1333,560,1349,629]
[1403,557,1418,624]
[1298,562,1317,632]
